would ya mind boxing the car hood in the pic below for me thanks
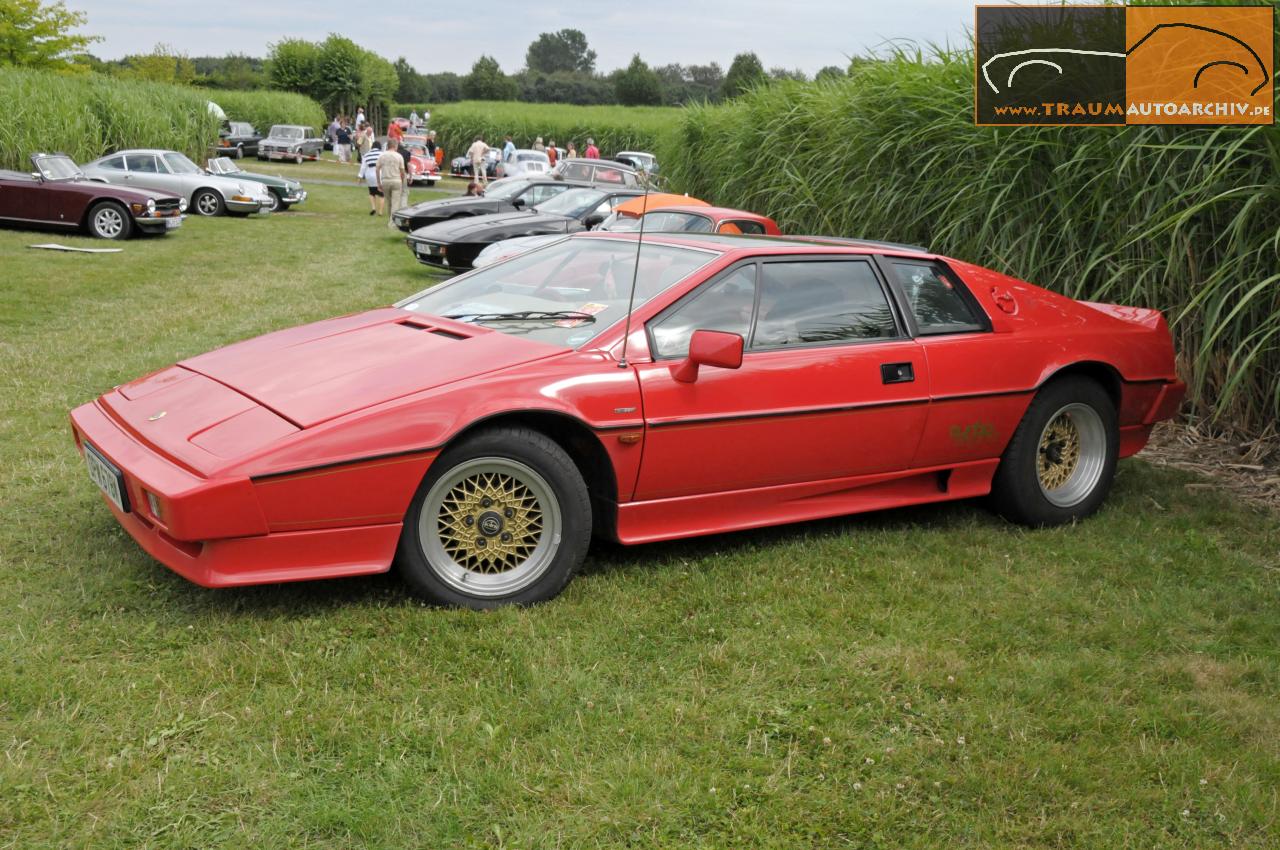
[67,177,177,203]
[225,171,298,190]
[177,307,564,428]
[400,196,505,218]
[409,210,576,243]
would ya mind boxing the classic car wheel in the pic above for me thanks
[234,145,244,159]
[192,189,223,217]
[87,201,132,240]
[266,192,282,213]
[990,377,1117,527]
[397,427,591,608]
[294,152,304,164]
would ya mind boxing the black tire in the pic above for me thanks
[278,202,292,212]
[192,189,223,217]
[234,144,244,160]
[990,376,1118,527]
[266,191,282,213]
[396,426,592,609]
[294,152,304,164]
[86,201,132,239]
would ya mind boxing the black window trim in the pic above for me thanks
[645,254,909,361]
[873,254,993,338]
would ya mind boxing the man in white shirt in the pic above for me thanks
[377,140,408,227]
[466,136,490,183]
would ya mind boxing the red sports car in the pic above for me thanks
[70,233,1185,608]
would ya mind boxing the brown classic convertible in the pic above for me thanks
[0,153,186,239]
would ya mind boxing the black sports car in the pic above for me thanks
[215,121,263,159]
[391,178,581,233]
[405,186,645,272]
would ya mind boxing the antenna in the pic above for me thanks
[616,175,652,369]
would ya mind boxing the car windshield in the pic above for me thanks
[208,157,239,174]
[642,212,714,232]
[163,153,201,174]
[34,155,82,180]
[273,127,304,140]
[534,187,607,218]
[231,123,254,135]
[398,237,715,348]
[517,153,547,162]
[482,179,531,200]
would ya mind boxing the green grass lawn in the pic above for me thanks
[1,182,1278,848]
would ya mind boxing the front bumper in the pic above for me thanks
[406,238,463,270]
[68,400,401,587]
[227,197,270,214]
[134,213,185,233]
[281,189,307,204]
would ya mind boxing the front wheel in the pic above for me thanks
[192,189,223,217]
[87,201,132,239]
[266,192,282,213]
[396,427,592,608]
[234,145,244,160]
[990,376,1118,526]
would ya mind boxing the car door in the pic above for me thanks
[633,256,930,501]
[121,153,167,194]
[0,172,48,222]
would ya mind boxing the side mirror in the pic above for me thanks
[510,197,525,209]
[670,330,744,383]
[582,213,605,229]
[30,172,43,181]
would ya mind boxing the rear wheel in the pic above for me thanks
[87,201,132,239]
[990,377,1118,526]
[192,189,223,217]
[396,427,591,608]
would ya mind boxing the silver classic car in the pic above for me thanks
[258,125,325,163]
[82,150,272,216]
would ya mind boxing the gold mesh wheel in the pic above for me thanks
[418,457,562,598]
[1036,402,1106,508]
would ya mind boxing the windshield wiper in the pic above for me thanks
[444,310,597,324]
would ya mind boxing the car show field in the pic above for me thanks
[3,174,1279,846]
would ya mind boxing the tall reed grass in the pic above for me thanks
[0,68,324,171]
[428,100,679,162]
[658,48,1280,435]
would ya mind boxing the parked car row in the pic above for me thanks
[0,148,310,240]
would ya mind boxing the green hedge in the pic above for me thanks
[211,89,325,135]
[657,50,1280,435]
[427,100,680,162]
[0,68,326,171]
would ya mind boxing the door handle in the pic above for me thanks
[881,362,915,384]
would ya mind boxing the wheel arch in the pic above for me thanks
[439,409,620,537]
[80,196,128,228]
[1038,360,1122,409]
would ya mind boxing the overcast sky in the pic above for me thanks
[71,0,983,73]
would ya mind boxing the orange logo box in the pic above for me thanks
[1126,6,1274,125]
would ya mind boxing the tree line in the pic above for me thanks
[1,2,851,110]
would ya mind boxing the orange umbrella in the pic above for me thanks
[614,193,708,217]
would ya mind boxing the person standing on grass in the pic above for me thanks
[566,141,577,159]
[356,106,365,128]
[358,140,384,216]
[466,136,490,183]
[547,140,558,167]
[502,134,516,163]
[584,138,600,159]
[354,122,373,164]
[425,130,438,158]
[388,119,404,145]
[377,139,409,227]
[410,109,420,129]
[334,122,352,164]
[532,136,545,153]
[327,116,340,150]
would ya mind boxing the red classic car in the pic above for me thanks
[401,140,442,186]
[0,153,186,239]
[70,233,1185,608]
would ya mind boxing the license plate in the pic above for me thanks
[165,217,181,229]
[84,442,129,513]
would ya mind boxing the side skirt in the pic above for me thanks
[614,459,1000,545]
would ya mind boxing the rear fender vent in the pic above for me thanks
[397,319,469,340]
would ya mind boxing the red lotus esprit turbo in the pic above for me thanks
[70,233,1185,608]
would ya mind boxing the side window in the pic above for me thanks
[99,156,125,171]
[650,266,757,359]
[594,167,624,184]
[753,260,897,348]
[560,163,591,181]
[125,154,158,173]
[723,220,766,235]
[892,260,984,335]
